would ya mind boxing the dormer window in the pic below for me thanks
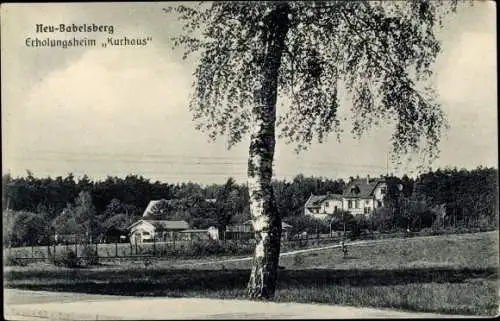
[350,185,360,194]
[381,187,387,195]
[325,201,329,207]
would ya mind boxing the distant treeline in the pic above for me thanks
[2,167,498,246]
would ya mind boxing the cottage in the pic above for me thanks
[304,193,343,220]
[128,219,190,244]
[178,229,211,241]
[305,175,388,219]
[101,227,129,243]
[224,220,293,240]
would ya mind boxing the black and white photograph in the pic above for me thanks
[2,1,498,319]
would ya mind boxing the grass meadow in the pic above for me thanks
[4,231,499,316]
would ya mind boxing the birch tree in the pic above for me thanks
[165,0,459,299]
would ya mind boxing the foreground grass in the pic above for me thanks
[213,231,500,270]
[4,232,499,316]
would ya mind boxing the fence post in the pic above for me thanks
[115,242,118,257]
[95,242,98,258]
[153,236,156,256]
[75,243,78,257]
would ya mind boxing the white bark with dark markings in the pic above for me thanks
[247,4,290,300]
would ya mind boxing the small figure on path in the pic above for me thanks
[341,239,348,258]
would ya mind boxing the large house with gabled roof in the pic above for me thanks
[304,175,388,219]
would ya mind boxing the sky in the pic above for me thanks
[1,1,497,185]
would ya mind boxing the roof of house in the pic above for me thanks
[146,220,190,230]
[343,178,385,199]
[129,219,189,231]
[304,195,326,208]
[304,193,343,208]
[143,198,217,219]
[142,199,174,219]
[179,229,209,233]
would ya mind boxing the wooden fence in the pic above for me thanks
[4,233,345,262]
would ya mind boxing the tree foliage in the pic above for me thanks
[3,166,497,246]
[166,1,459,164]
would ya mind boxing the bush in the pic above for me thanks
[4,252,28,266]
[293,254,305,266]
[80,244,99,266]
[141,240,254,259]
[284,215,330,236]
[52,249,79,268]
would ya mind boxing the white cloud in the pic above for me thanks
[5,46,201,165]
[2,2,497,183]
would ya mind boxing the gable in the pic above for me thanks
[305,193,343,209]
[343,178,385,199]
[146,220,190,230]
[142,199,174,219]
[304,195,327,208]
[129,220,155,232]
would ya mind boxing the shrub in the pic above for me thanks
[80,244,99,266]
[52,249,79,268]
[293,254,305,266]
[139,239,255,259]
[4,252,28,266]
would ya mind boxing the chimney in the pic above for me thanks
[366,174,370,184]
[356,175,359,179]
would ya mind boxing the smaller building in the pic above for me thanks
[128,219,190,244]
[224,220,293,240]
[101,227,129,243]
[53,233,85,245]
[304,193,343,220]
[178,229,211,241]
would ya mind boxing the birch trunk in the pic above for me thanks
[247,4,289,300]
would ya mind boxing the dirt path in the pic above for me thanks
[172,231,496,268]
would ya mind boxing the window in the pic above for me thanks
[334,206,338,212]
[381,187,387,195]
[325,201,329,207]
[348,200,353,209]
[142,231,150,236]
[377,200,382,208]
[355,200,360,208]
[364,207,370,214]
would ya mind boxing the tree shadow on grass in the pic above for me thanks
[4,266,497,297]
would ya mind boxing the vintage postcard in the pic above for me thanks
[2,1,498,319]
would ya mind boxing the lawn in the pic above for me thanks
[4,231,499,316]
